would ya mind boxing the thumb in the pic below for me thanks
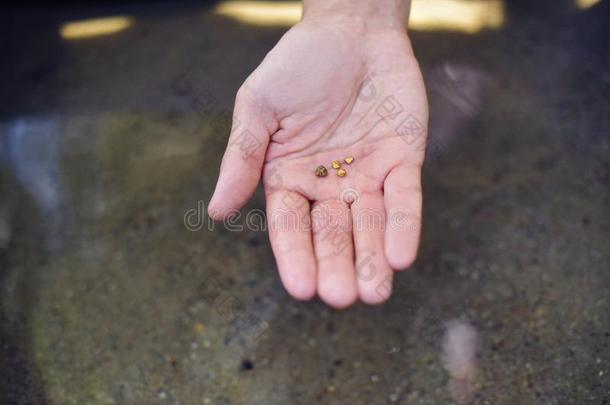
[208,88,276,220]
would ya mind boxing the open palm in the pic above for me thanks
[208,21,428,308]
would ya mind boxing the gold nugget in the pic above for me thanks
[337,168,347,177]
[331,160,341,169]
[344,156,354,164]
[315,166,328,177]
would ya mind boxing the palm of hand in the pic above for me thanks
[209,22,428,308]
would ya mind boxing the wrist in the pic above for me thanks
[302,0,410,33]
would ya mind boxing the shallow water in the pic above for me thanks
[1,1,609,404]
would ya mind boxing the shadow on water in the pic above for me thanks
[0,5,72,400]
[0,168,47,404]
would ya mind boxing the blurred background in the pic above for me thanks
[0,0,609,403]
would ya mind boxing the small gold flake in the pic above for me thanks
[315,166,328,177]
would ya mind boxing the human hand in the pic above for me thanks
[209,8,428,308]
